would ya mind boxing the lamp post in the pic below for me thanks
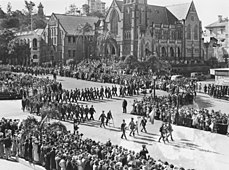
[152,75,157,98]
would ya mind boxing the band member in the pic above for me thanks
[121,119,127,140]
[89,105,96,120]
[122,99,127,113]
[99,111,106,128]
[129,118,136,136]
[166,123,174,141]
[158,123,166,143]
[106,110,113,126]
[140,116,147,133]
[134,120,139,135]
[139,145,149,160]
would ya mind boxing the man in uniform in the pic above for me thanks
[129,118,136,136]
[121,119,127,140]
[140,116,147,133]
[122,99,127,113]
[99,110,106,128]
[89,105,96,120]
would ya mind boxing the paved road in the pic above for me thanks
[0,76,229,170]
[0,158,40,170]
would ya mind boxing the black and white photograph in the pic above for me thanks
[0,0,229,169]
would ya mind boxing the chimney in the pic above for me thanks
[218,15,223,22]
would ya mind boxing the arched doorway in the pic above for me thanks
[33,38,37,50]
[161,47,167,58]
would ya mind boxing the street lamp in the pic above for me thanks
[152,75,157,98]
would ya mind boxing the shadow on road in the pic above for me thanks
[195,96,213,109]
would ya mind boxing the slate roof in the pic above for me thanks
[54,14,99,35]
[166,3,191,20]
[205,20,228,28]
[148,5,178,25]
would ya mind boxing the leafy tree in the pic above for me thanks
[82,4,89,15]
[0,7,6,18]
[8,38,31,65]
[32,15,46,29]
[1,17,20,28]
[66,4,81,15]
[88,11,104,18]
[21,115,67,143]
[97,31,115,58]
[75,22,93,61]
[0,29,15,64]
[24,0,35,14]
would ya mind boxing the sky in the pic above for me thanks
[1,0,229,28]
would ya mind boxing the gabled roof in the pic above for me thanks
[166,3,191,20]
[148,5,178,25]
[206,20,228,28]
[54,14,99,35]
[116,0,124,10]
[34,29,44,36]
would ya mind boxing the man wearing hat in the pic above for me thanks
[121,119,127,140]
[99,111,107,128]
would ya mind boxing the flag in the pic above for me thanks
[149,108,155,124]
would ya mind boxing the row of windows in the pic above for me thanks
[51,27,57,37]
[187,24,199,40]
[186,48,199,55]
[68,50,76,58]
[51,37,57,45]
[68,36,76,43]
[154,29,182,40]
[110,10,119,35]
[124,31,131,40]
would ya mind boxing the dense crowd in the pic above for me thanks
[0,117,188,170]
[130,94,229,135]
[196,82,229,99]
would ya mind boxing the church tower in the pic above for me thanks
[38,2,44,18]
[122,0,148,57]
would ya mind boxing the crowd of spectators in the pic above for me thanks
[0,117,189,170]
[130,94,229,135]
[196,83,229,100]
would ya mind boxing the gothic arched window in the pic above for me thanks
[194,24,198,40]
[187,24,191,39]
[110,9,119,35]
[33,38,38,50]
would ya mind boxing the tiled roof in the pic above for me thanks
[205,20,228,28]
[54,14,99,35]
[166,3,191,20]
[148,5,178,25]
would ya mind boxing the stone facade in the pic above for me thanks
[205,15,229,63]
[42,14,99,65]
[88,0,106,14]
[104,0,203,64]
[15,29,43,65]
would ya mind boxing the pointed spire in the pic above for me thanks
[38,2,44,17]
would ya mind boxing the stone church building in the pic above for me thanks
[104,0,203,64]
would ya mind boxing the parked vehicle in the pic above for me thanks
[171,75,184,81]
[190,72,206,81]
